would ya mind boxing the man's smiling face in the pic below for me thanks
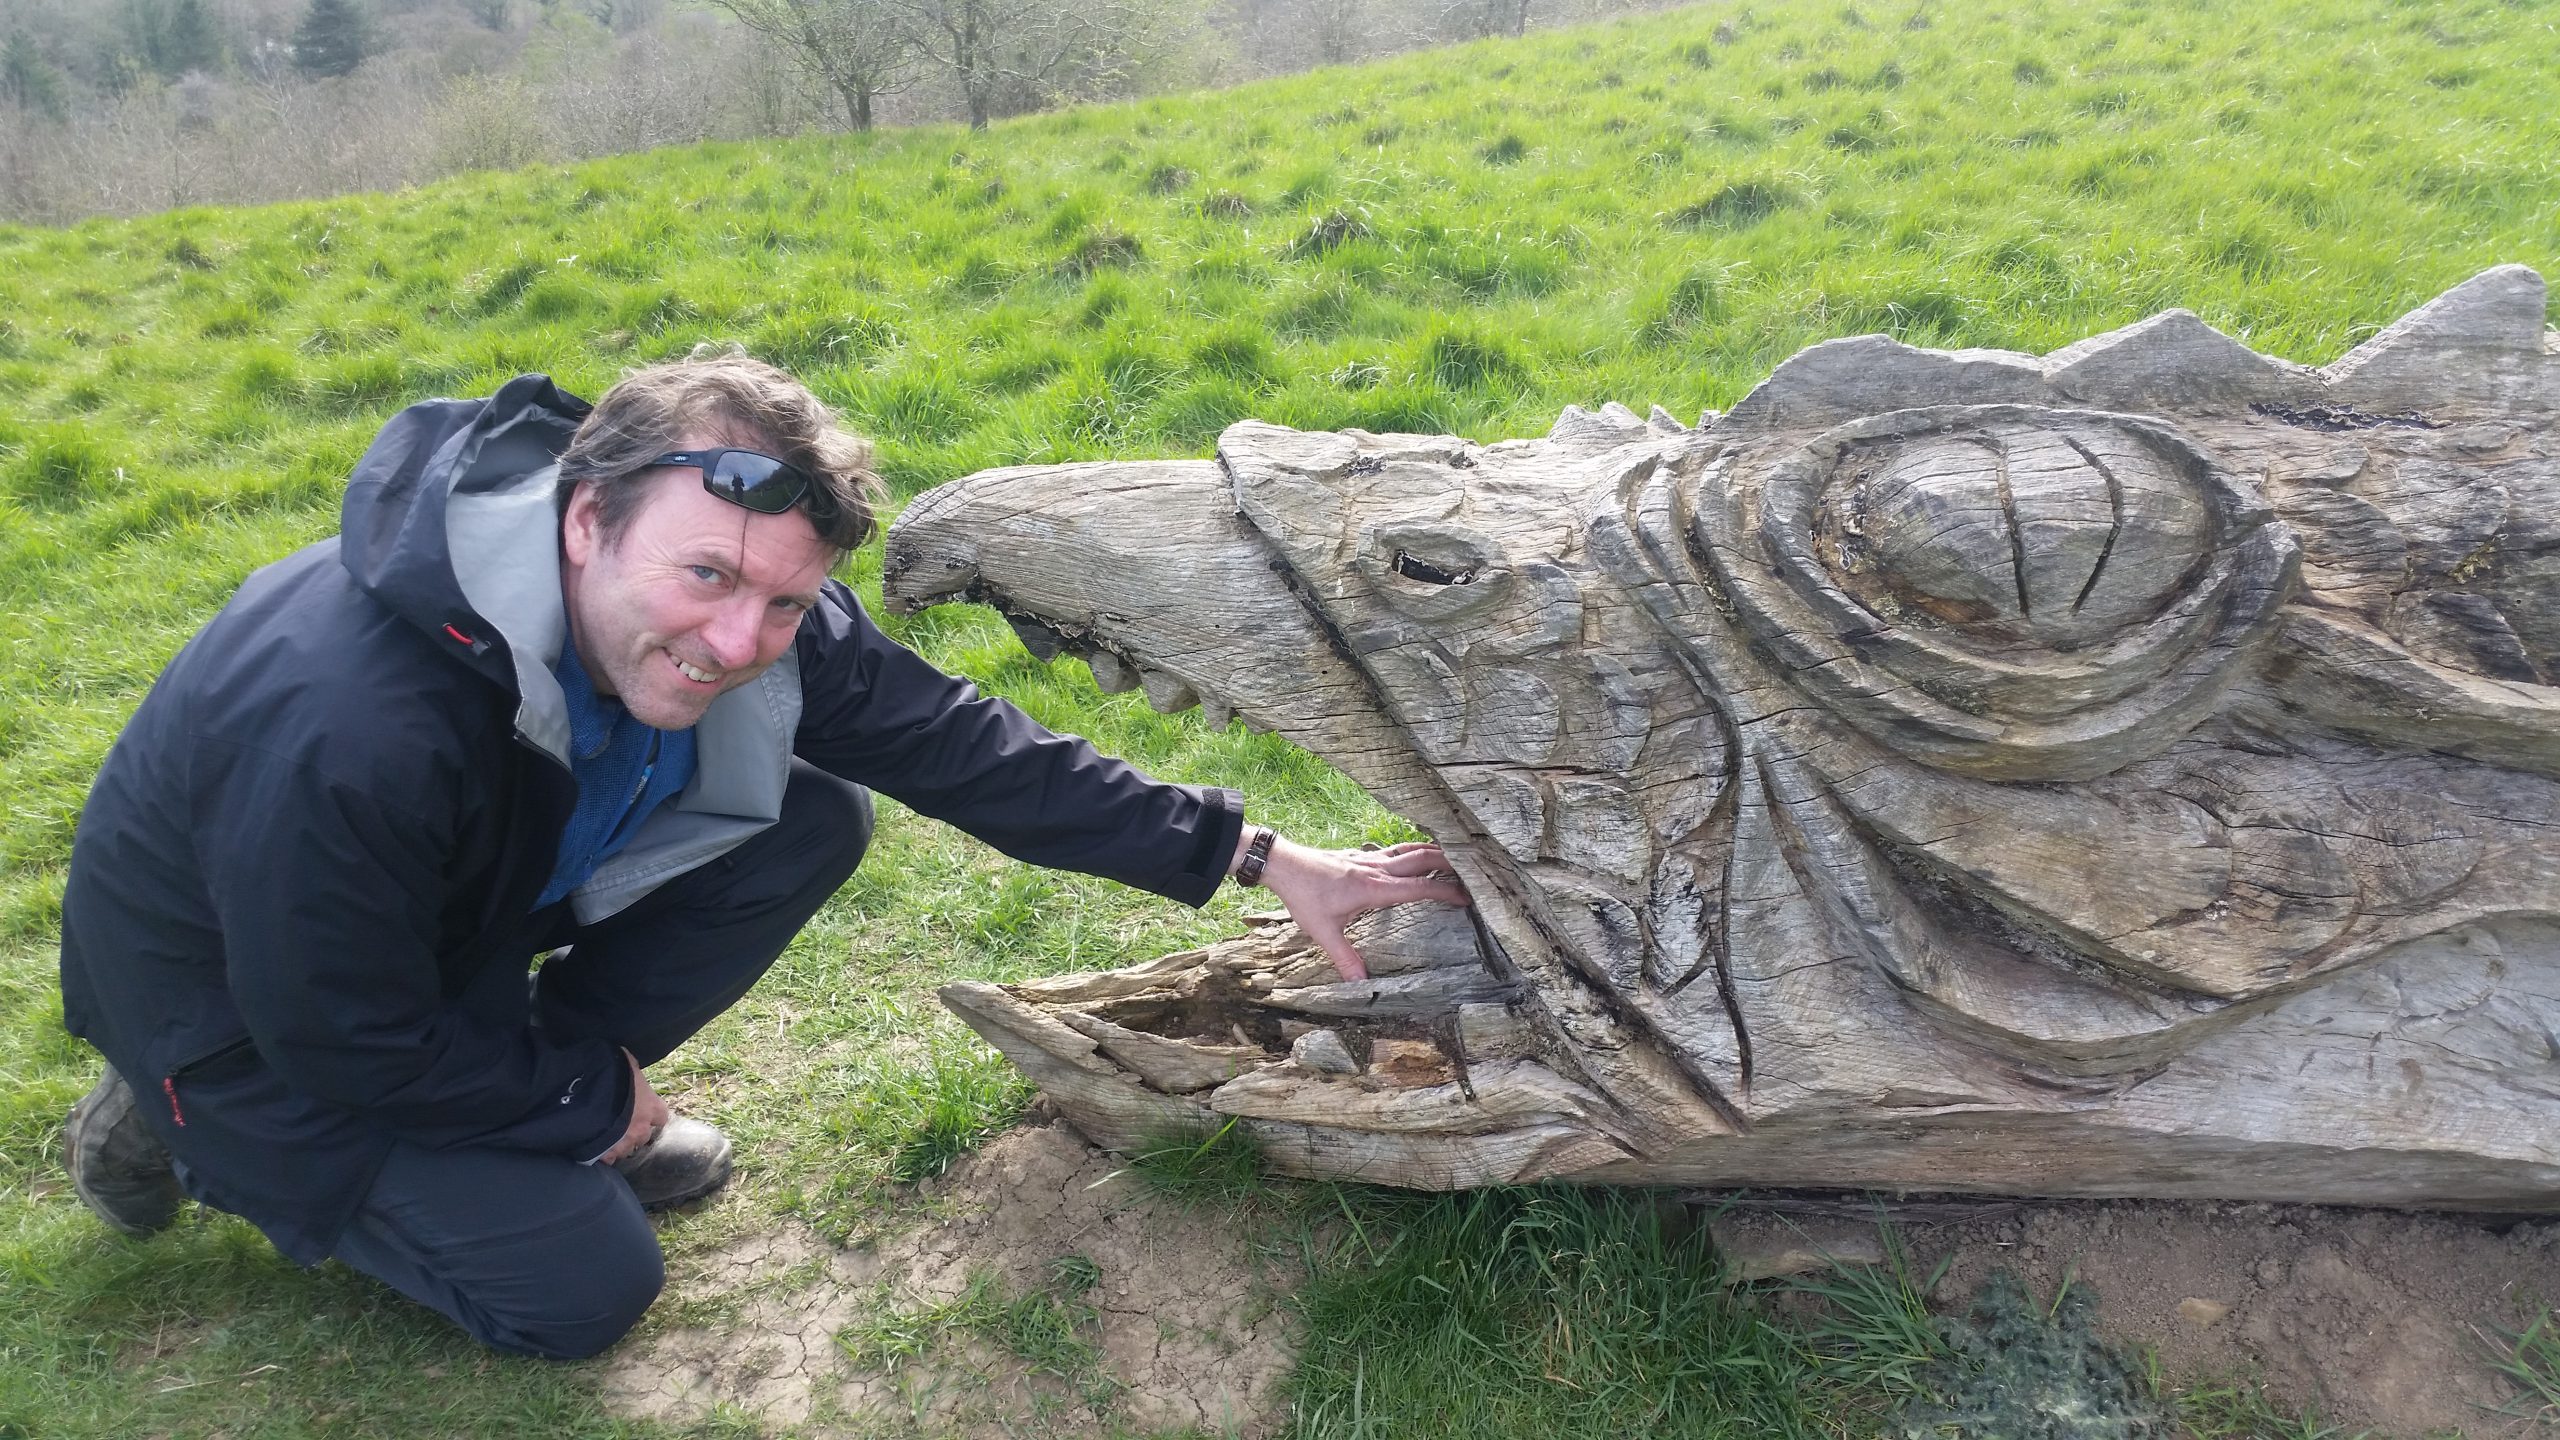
[559,437,837,730]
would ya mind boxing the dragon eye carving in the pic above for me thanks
[1356,522,1514,620]
[1696,405,2300,781]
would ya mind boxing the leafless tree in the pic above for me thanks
[894,0,1189,129]
[702,0,909,130]
[1442,0,1529,40]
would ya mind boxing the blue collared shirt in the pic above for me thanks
[534,639,698,910]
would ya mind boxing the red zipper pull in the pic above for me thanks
[163,1076,187,1127]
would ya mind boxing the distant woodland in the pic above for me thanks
[0,0,1658,222]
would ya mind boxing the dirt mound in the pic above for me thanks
[1893,1200,2558,1437]
[600,1121,1297,1437]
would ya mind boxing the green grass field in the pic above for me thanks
[1,0,2555,1432]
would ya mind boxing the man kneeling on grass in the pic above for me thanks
[57,354,1466,1359]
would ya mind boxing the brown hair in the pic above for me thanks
[556,349,885,554]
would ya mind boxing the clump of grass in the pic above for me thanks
[756,307,903,372]
[1419,324,1521,389]
[1639,266,1727,347]
[1481,133,1529,165]
[1121,1117,1267,1204]
[469,257,546,314]
[2176,1377,2363,1439]
[2482,1307,2560,1423]
[1783,1224,1953,1401]
[1288,1188,1827,1437]
[838,1042,1026,1187]
[1198,188,1255,219]
[1191,326,1284,386]
[1056,227,1145,277]
[1143,162,1194,194]
[1286,207,1372,258]
[838,1256,1122,1412]
[1667,178,1799,228]
[5,426,121,509]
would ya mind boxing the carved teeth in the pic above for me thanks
[1007,618,1063,661]
[1086,651,1140,693]
[1138,668,1199,713]
[1199,694,1234,728]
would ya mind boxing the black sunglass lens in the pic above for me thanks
[710,452,799,513]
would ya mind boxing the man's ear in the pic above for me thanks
[561,480,603,568]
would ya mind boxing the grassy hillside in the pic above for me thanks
[1,0,2555,1433]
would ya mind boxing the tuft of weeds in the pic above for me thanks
[1056,226,1146,277]
[1288,1187,1828,1437]
[1121,1117,1268,1205]
[1894,1270,2173,1437]
[1198,188,1255,220]
[1191,326,1285,387]
[1286,207,1371,259]
[837,1256,1124,1413]
[1667,178,1799,229]
[2481,1306,2560,1423]
[1783,1224,1953,1401]
[1419,324,1522,390]
[2176,1377,2366,1439]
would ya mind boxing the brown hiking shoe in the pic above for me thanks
[64,1065,184,1239]
[611,1115,733,1211]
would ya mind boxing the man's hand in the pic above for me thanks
[1248,836,1472,982]
[597,1047,670,1165]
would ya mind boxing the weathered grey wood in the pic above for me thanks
[888,267,2560,1209]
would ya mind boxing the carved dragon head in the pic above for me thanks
[883,266,2560,1207]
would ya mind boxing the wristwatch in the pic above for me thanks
[1232,826,1277,887]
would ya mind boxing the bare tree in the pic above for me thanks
[1303,0,1360,63]
[894,0,1170,129]
[703,0,908,129]
[1442,0,1529,40]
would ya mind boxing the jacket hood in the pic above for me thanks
[340,373,593,763]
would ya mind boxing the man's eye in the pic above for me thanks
[688,564,725,584]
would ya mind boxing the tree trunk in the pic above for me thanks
[886,266,2560,1211]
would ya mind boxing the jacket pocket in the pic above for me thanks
[160,1035,257,1128]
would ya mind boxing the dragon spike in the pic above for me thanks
[2045,308,2319,411]
[1718,265,2551,431]
[2323,264,2552,410]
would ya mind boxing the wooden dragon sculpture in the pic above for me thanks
[883,266,2560,1208]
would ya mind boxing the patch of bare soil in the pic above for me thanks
[600,1119,1297,1438]
[1725,1199,2560,1438]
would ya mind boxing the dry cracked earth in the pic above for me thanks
[601,1119,1298,1438]
[601,1120,2560,1439]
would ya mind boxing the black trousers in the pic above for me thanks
[325,761,872,1359]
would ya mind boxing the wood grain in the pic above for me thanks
[889,267,2560,1208]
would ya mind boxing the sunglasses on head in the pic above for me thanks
[651,449,836,526]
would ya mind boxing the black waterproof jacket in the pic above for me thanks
[59,376,1242,1262]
